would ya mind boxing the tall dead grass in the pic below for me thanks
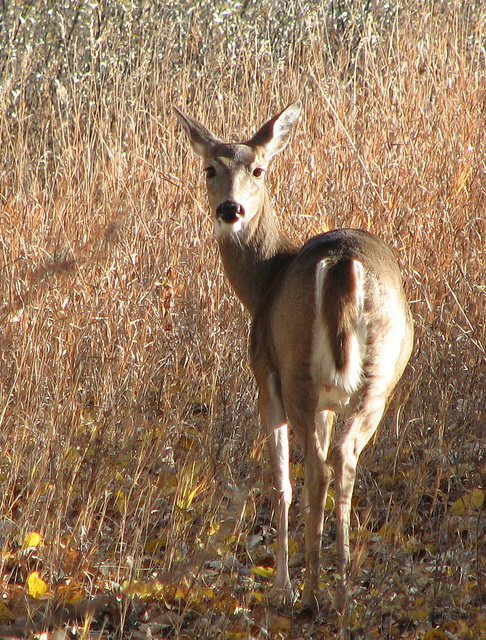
[0,0,485,635]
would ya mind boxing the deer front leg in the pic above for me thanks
[259,374,293,606]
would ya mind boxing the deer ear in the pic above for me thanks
[246,101,302,159]
[174,107,222,157]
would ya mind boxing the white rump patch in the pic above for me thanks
[311,258,367,413]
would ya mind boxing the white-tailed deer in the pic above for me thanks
[175,102,413,612]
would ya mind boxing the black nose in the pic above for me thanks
[216,201,245,223]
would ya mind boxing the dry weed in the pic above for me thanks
[0,1,485,638]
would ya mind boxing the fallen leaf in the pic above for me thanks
[23,531,43,548]
[250,566,275,579]
[57,581,85,604]
[271,614,292,632]
[377,522,404,544]
[410,607,430,622]
[26,571,49,599]
[423,630,449,640]
[450,488,485,515]
[0,600,15,622]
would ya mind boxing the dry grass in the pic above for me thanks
[0,1,486,638]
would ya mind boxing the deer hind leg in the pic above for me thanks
[260,373,294,605]
[330,399,387,613]
[301,409,333,612]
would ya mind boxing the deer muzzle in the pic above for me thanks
[216,201,245,224]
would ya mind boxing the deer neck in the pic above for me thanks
[217,193,300,317]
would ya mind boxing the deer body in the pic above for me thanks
[175,102,413,612]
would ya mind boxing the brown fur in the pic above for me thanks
[320,258,360,372]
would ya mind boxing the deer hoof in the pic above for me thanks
[268,583,296,608]
[301,589,323,616]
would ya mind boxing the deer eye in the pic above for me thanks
[253,168,265,178]
[204,166,216,179]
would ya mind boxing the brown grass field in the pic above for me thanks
[0,1,485,638]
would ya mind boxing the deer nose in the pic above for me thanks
[216,201,245,223]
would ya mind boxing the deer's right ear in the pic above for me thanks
[174,107,220,157]
[246,101,302,160]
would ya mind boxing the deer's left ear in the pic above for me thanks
[246,101,302,160]
[174,107,222,157]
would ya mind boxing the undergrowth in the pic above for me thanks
[0,1,485,638]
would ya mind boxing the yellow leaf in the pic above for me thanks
[377,523,395,542]
[423,630,449,640]
[114,454,132,470]
[325,488,335,510]
[410,607,430,621]
[57,582,85,605]
[115,489,127,513]
[144,536,167,553]
[271,614,292,632]
[402,536,425,554]
[27,571,49,599]
[450,488,485,515]
[23,532,43,548]
[289,538,300,556]
[214,594,241,614]
[377,522,404,545]
[350,527,372,542]
[251,590,265,602]
[0,600,15,622]
[121,580,164,599]
[65,447,81,462]
[250,566,275,579]
[270,536,299,556]
[174,584,190,601]
[207,521,220,536]
[294,463,305,479]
